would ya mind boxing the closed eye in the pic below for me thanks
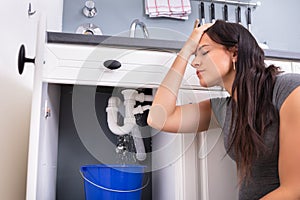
[195,50,209,57]
[201,50,209,56]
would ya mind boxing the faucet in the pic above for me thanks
[129,19,149,38]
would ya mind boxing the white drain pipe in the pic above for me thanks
[133,105,151,115]
[106,89,151,161]
[106,96,135,135]
[131,126,147,161]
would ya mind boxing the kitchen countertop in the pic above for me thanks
[47,32,300,62]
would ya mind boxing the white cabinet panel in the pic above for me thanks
[292,62,300,73]
[43,44,174,87]
[46,44,174,66]
[265,59,292,73]
[43,44,226,90]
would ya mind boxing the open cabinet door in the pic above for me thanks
[25,14,48,200]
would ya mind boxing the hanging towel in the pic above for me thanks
[145,0,192,20]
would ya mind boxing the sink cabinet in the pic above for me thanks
[27,30,300,200]
[28,36,236,199]
[29,33,290,200]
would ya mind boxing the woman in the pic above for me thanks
[147,20,300,199]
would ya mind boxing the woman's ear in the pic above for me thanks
[230,46,238,62]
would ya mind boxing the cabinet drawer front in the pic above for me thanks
[43,44,172,86]
[45,43,175,66]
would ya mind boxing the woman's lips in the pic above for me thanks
[196,70,205,77]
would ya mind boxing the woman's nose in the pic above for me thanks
[191,56,200,69]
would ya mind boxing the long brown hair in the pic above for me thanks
[205,20,280,181]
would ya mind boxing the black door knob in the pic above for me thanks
[18,44,35,75]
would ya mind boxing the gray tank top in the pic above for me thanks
[210,73,300,200]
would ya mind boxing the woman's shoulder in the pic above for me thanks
[275,72,300,82]
[210,96,230,109]
[210,97,231,127]
[273,73,300,111]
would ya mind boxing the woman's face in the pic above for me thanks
[191,33,235,88]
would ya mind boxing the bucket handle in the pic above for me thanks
[79,170,149,193]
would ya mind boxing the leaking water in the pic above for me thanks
[115,134,137,165]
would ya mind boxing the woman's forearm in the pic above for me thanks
[147,54,189,130]
[147,22,212,131]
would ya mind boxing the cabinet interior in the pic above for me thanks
[41,83,153,200]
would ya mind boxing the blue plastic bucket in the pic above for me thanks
[80,164,147,200]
